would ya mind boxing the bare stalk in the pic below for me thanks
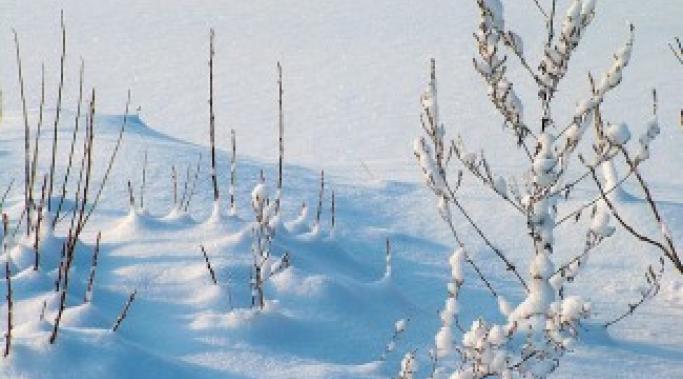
[208,29,219,203]
[331,190,336,229]
[0,179,14,214]
[669,36,682,64]
[199,245,218,285]
[48,11,67,211]
[385,238,391,277]
[4,261,11,358]
[171,165,177,206]
[276,62,284,212]
[50,233,75,344]
[3,215,11,357]
[74,89,95,236]
[54,59,85,225]
[84,231,101,303]
[12,29,31,237]
[66,110,90,234]
[29,64,46,222]
[184,154,203,212]
[179,164,191,209]
[229,129,237,214]
[252,264,264,309]
[33,175,47,271]
[530,0,548,18]
[546,0,556,47]
[82,90,131,226]
[54,240,66,292]
[127,180,135,208]
[112,290,137,332]
[315,170,324,226]
[39,300,47,322]
[140,150,147,210]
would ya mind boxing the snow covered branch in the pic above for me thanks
[414,59,528,294]
[250,182,289,309]
[381,318,408,361]
[412,1,681,377]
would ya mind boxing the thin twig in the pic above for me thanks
[184,154,203,212]
[587,162,681,273]
[82,90,131,226]
[127,180,135,208]
[669,37,683,64]
[179,164,191,209]
[112,290,137,332]
[13,29,31,237]
[33,175,47,271]
[54,59,85,226]
[75,89,96,237]
[84,231,101,303]
[208,29,219,203]
[604,257,664,327]
[199,245,218,285]
[331,190,336,229]
[140,150,147,210]
[29,64,46,222]
[0,179,14,214]
[315,170,324,226]
[171,165,178,206]
[619,146,682,272]
[530,0,548,18]
[229,129,237,214]
[3,214,12,357]
[276,61,284,213]
[48,11,67,212]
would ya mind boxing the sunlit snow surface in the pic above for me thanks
[0,1,682,378]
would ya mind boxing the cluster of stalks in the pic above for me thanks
[3,15,134,353]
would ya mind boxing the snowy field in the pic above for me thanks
[0,1,682,378]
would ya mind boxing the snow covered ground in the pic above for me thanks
[0,1,682,378]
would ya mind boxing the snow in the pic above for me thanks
[606,122,632,145]
[434,326,452,358]
[497,296,513,318]
[0,0,681,378]
[591,203,616,237]
[398,351,417,379]
[394,318,407,334]
[449,247,465,283]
